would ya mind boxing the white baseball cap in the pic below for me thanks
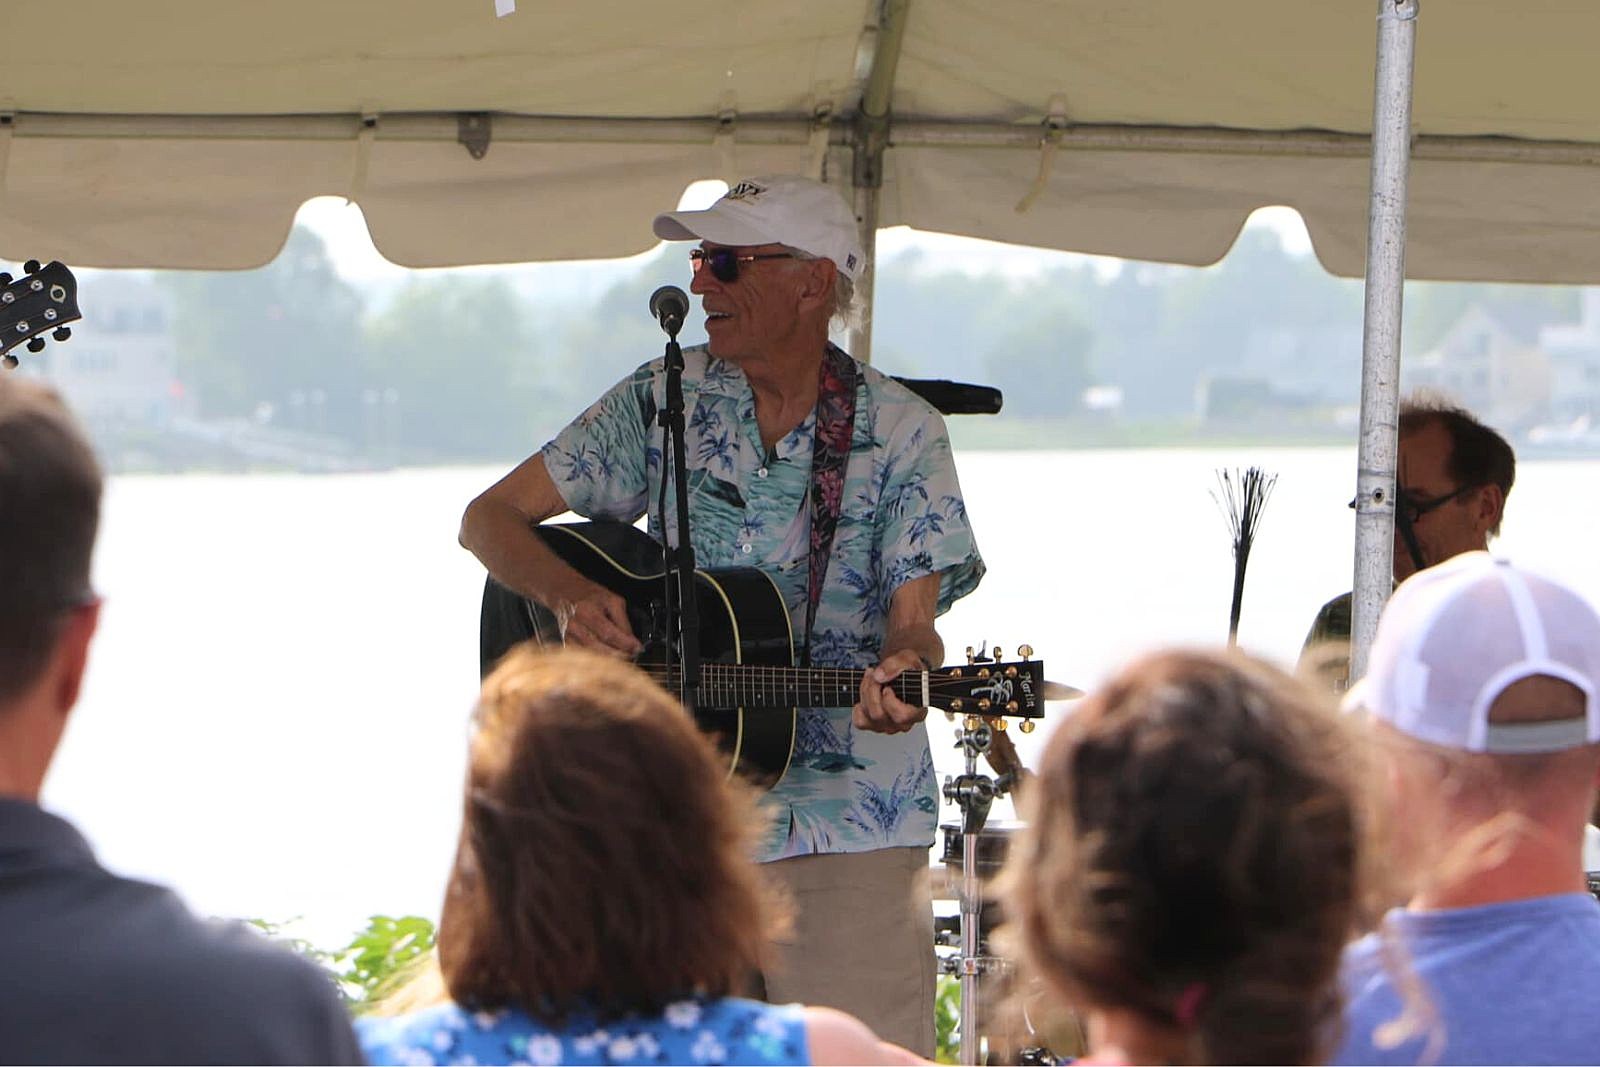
[652,175,866,282]
[1343,552,1600,754]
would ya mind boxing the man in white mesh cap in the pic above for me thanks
[1332,551,1600,1065]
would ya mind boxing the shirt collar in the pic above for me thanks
[0,796,97,865]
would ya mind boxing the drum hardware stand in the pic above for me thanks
[942,643,1032,1067]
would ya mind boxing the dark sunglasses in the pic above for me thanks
[1347,483,1480,525]
[689,248,799,284]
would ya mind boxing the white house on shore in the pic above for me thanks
[22,272,180,432]
[1404,305,1550,433]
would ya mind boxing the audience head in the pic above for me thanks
[0,381,101,798]
[1394,396,1515,580]
[0,380,101,704]
[1344,552,1600,896]
[1002,648,1375,1065]
[436,645,782,1022]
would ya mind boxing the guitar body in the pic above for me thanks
[478,521,798,786]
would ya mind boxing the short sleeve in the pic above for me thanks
[539,362,658,523]
[874,401,984,615]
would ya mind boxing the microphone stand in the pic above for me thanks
[657,319,700,714]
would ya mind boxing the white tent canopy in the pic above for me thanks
[4,0,1600,280]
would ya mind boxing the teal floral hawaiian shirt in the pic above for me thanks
[541,344,984,861]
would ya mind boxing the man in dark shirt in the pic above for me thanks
[0,380,362,1065]
[1299,396,1514,689]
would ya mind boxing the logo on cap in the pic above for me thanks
[725,180,767,202]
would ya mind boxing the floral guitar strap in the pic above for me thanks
[802,343,858,667]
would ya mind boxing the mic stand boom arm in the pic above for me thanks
[658,329,701,714]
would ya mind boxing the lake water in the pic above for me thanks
[42,447,1600,947]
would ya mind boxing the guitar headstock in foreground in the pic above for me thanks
[928,643,1047,728]
[0,260,79,369]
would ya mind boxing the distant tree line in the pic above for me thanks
[156,225,1582,464]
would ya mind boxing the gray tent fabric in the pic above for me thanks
[3,1,1599,279]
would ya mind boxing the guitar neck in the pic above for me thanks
[654,663,925,710]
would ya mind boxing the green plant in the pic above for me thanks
[935,974,961,1064]
[339,914,436,1008]
[250,914,436,1009]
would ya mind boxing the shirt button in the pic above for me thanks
[757,467,769,478]
[742,543,753,554]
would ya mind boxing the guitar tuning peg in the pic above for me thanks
[992,716,1008,732]
[1019,719,1036,734]
[26,337,45,353]
[52,326,70,342]
[1018,644,1033,661]
[965,645,975,665]
[0,273,12,286]
[23,260,39,275]
[994,647,1005,662]
[2,353,16,369]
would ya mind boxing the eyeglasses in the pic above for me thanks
[689,248,799,284]
[1347,484,1480,525]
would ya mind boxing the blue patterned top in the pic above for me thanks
[541,345,984,861]
[358,996,808,1066]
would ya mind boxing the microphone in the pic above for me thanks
[649,285,689,337]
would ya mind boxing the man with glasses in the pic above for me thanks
[0,381,361,1063]
[460,174,984,1055]
[1299,396,1515,688]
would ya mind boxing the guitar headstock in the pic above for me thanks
[0,260,80,369]
[927,643,1045,728]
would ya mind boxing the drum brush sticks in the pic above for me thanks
[1212,466,1278,646]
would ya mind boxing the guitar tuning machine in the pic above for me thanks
[991,716,1007,732]
[1,353,16,369]
[26,337,44,354]
[23,260,40,275]
[1019,644,1033,661]
[965,645,975,665]
[1019,720,1036,734]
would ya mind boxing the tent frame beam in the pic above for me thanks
[7,111,1600,167]
[846,0,910,363]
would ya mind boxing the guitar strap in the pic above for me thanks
[802,343,858,666]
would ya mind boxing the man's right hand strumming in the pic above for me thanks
[545,573,641,656]
[460,452,641,658]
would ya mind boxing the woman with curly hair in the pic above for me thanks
[359,645,912,1066]
[998,648,1383,1065]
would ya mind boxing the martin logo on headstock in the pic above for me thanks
[0,260,80,369]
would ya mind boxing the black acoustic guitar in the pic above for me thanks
[478,521,1046,787]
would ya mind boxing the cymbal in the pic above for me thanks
[1042,680,1084,701]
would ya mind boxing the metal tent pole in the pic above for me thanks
[846,0,908,364]
[1350,0,1419,682]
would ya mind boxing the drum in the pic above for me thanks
[940,819,1024,875]
[936,821,1025,954]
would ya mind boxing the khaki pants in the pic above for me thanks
[758,846,936,1058]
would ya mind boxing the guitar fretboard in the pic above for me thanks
[638,663,923,710]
